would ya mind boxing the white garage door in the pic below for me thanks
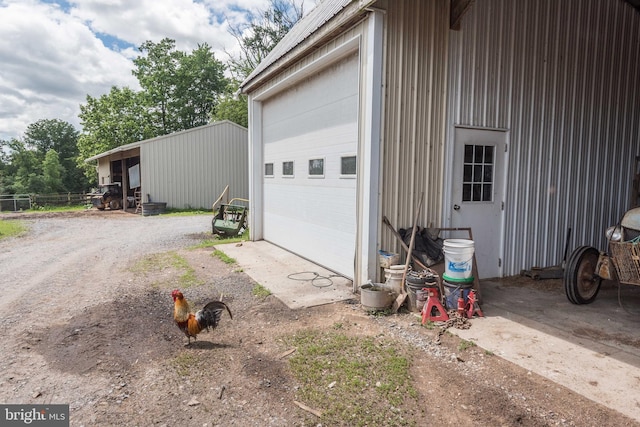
[262,54,359,278]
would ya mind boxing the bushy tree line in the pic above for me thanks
[1,0,306,193]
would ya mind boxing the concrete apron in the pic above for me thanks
[216,240,355,309]
[450,279,640,422]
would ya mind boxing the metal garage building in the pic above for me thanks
[242,0,640,287]
[86,120,248,210]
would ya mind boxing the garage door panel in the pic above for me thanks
[264,212,355,277]
[262,54,358,278]
[264,184,355,232]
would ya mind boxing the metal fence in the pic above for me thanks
[0,194,31,212]
[0,193,90,212]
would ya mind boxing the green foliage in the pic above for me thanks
[42,149,65,193]
[2,119,87,194]
[211,81,248,128]
[77,86,154,183]
[227,0,305,81]
[132,38,227,134]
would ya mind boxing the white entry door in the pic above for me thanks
[450,127,507,279]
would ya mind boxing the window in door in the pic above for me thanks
[462,144,494,202]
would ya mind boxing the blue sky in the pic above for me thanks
[0,0,316,141]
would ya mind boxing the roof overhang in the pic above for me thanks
[240,0,372,94]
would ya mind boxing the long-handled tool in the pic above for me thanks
[382,216,429,270]
[392,193,424,313]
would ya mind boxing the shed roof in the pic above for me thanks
[84,120,246,163]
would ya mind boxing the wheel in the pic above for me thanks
[564,246,602,304]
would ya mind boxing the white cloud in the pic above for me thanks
[0,0,316,141]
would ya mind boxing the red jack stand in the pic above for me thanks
[465,290,484,318]
[421,287,449,323]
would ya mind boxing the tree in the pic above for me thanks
[42,149,65,193]
[226,0,306,81]
[78,86,155,183]
[211,81,248,128]
[214,0,306,127]
[22,119,85,192]
[133,38,227,134]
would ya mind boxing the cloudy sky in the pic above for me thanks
[0,0,316,141]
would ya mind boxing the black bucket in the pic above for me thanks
[405,270,438,312]
[442,278,474,310]
[142,202,167,216]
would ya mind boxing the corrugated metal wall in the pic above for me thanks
[449,0,640,275]
[141,122,248,209]
[380,0,450,252]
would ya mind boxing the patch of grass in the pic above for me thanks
[213,249,236,264]
[484,349,494,356]
[0,220,27,240]
[172,352,200,376]
[30,204,87,212]
[285,330,417,426]
[189,239,218,249]
[252,283,271,298]
[163,208,209,216]
[188,228,250,249]
[130,251,203,289]
[458,339,476,351]
[421,319,436,330]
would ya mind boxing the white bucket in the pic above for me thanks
[443,239,475,279]
[384,264,405,296]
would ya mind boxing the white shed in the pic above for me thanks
[86,121,248,210]
[242,0,640,286]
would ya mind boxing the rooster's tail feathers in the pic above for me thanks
[196,301,232,330]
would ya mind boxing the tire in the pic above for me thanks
[564,246,602,304]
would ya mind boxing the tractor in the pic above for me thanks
[90,183,123,210]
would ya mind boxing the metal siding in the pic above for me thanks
[380,0,449,257]
[449,0,640,275]
[140,122,248,209]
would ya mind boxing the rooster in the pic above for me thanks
[171,289,232,345]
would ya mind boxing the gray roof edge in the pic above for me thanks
[84,120,247,163]
[240,0,360,92]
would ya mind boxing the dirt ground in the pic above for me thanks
[0,210,638,426]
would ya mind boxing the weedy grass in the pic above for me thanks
[130,251,203,288]
[252,283,271,298]
[189,229,249,249]
[458,339,476,351]
[0,220,27,240]
[213,249,236,264]
[172,352,200,376]
[285,329,418,426]
[163,208,209,216]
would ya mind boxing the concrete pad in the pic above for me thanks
[449,280,640,422]
[216,240,355,309]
